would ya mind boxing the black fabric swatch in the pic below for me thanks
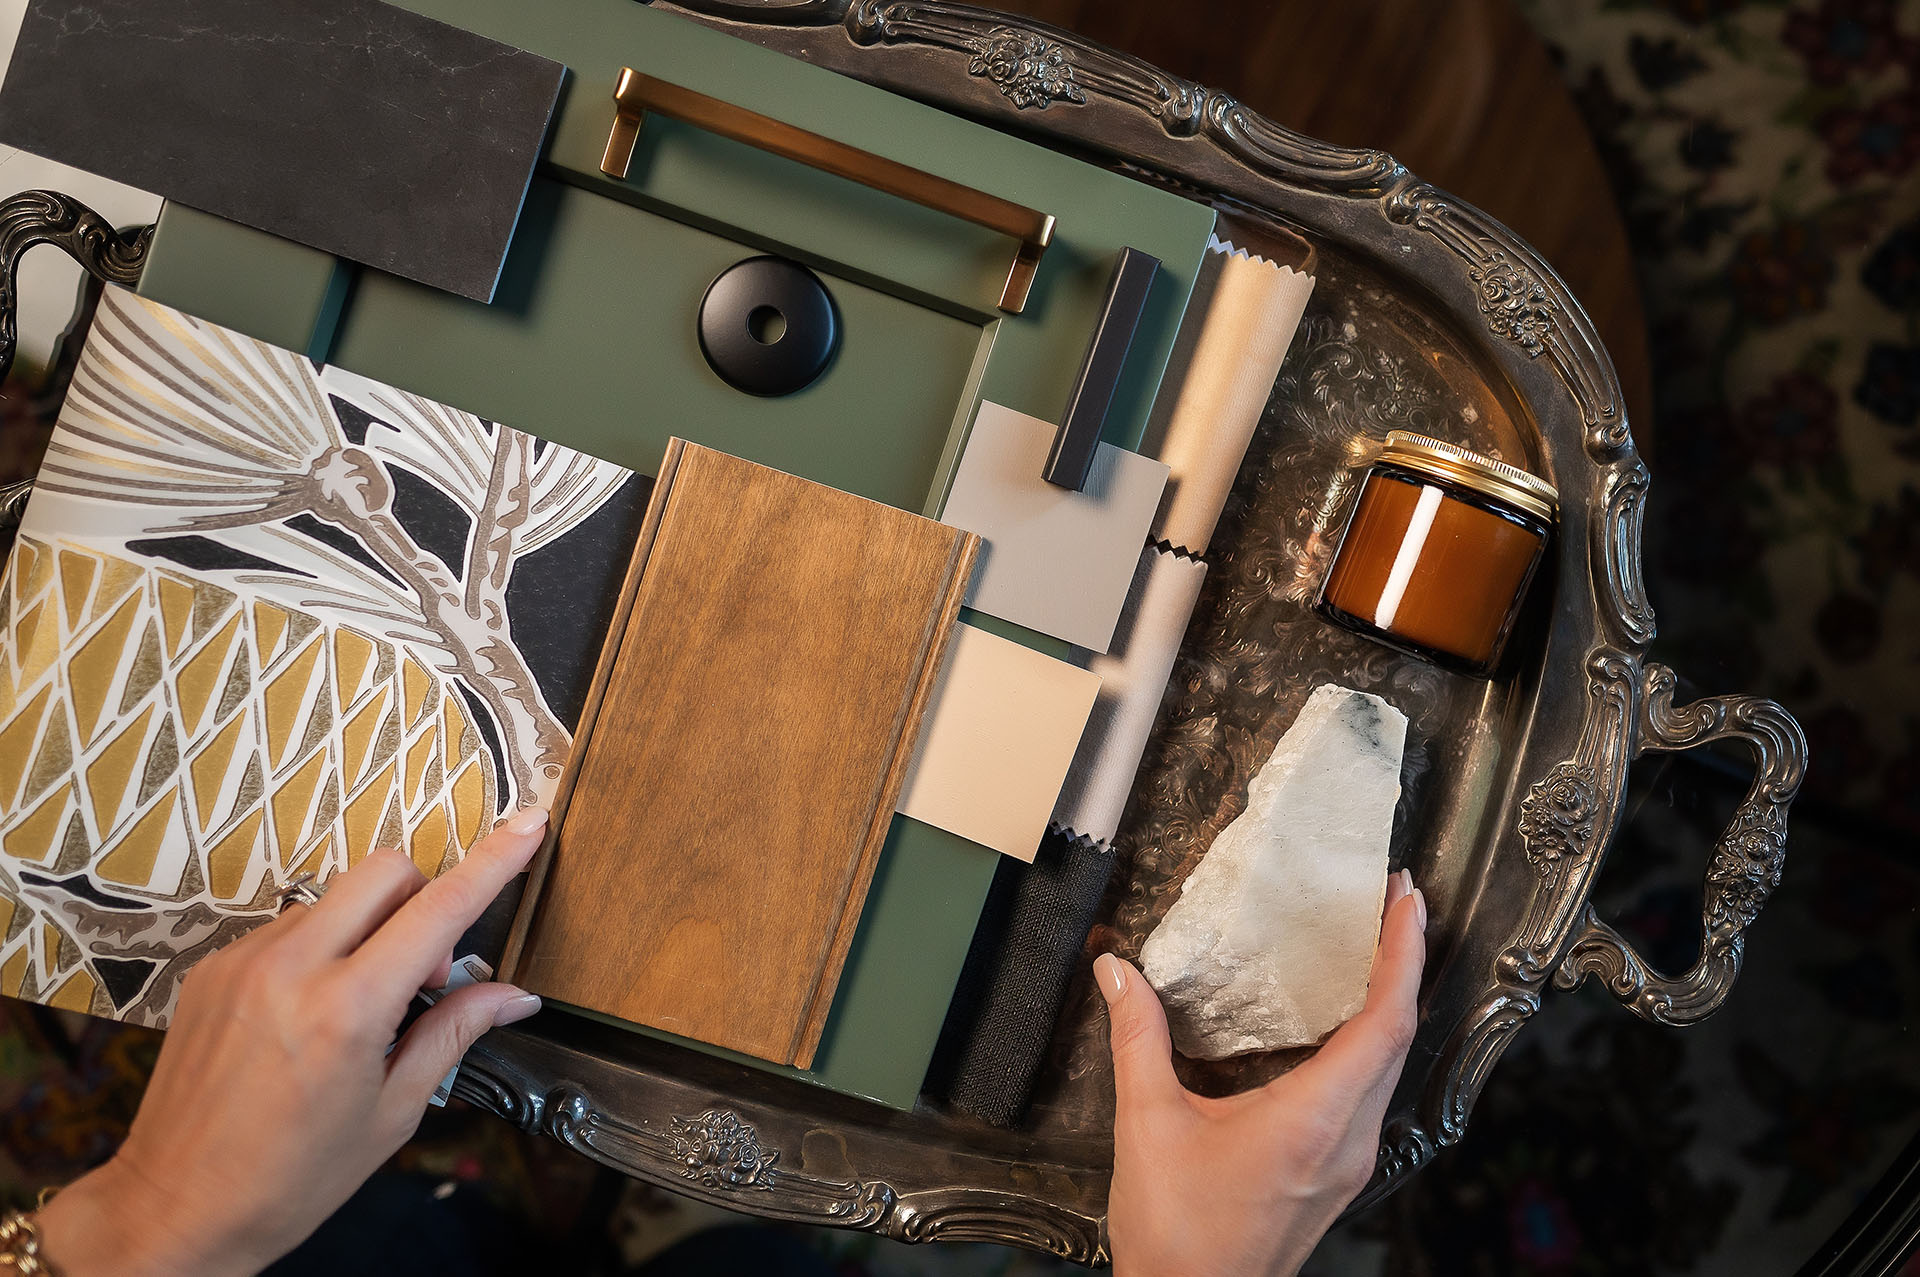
[925,829,1116,1127]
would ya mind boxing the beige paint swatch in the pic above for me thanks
[897,622,1101,861]
[938,401,1169,653]
[1141,236,1315,556]
[1052,546,1209,844]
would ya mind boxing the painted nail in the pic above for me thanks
[1385,867,1411,908]
[1412,886,1429,933]
[502,807,550,836]
[492,992,542,1026]
[1094,953,1128,1004]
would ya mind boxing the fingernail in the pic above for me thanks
[1094,953,1128,1005]
[1412,886,1429,933]
[1385,868,1411,908]
[492,991,542,1026]
[502,807,550,836]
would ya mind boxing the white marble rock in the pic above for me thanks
[1140,684,1407,1059]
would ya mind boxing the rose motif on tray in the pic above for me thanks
[667,1109,780,1190]
[1518,762,1600,869]
[967,28,1087,108]
[1705,802,1787,931]
[1470,253,1556,356]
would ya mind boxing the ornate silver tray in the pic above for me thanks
[0,1,1807,1264]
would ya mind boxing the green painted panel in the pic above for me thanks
[959,608,1072,662]
[330,178,983,508]
[135,203,349,359]
[813,819,992,1101]
[133,1,1217,1109]
[385,0,1215,464]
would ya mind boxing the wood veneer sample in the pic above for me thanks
[508,440,979,1067]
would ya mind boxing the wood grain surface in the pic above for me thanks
[510,441,978,1067]
[991,0,1655,444]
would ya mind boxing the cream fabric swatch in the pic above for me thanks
[1141,237,1315,556]
[938,401,1169,653]
[897,623,1102,861]
[1051,546,1208,844]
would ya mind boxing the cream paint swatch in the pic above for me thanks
[938,401,1169,653]
[897,623,1102,861]
[1142,237,1315,556]
[1052,546,1208,843]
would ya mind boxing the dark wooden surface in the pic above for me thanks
[992,0,1656,443]
[513,441,978,1068]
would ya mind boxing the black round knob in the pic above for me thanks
[697,255,839,397]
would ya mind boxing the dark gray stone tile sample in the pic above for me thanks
[0,0,565,302]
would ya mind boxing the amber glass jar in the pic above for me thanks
[1317,431,1557,678]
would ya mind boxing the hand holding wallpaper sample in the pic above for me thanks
[0,288,647,1023]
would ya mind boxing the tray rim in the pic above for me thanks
[0,0,1807,1263]
[613,0,1662,1210]
[528,0,1801,1247]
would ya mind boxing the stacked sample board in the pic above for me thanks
[122,0,1220,1106]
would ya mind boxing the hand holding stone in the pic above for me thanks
[1100,869,1428,1277]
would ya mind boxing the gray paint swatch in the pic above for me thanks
[939,401,1170,653]
[0,0,564,302]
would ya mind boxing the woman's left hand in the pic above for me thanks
[33,810,551,1277]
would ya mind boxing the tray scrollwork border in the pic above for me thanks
[449,1052,1111,1262]
[657,0,1805,1243]
[0,0,1809,1261]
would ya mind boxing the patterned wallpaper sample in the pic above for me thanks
[0,287,647,1025]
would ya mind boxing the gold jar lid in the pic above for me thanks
[1376,430,1558,524]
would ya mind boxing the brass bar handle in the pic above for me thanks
[598,68,1056,314]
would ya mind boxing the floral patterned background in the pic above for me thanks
[2,0,1918,1272]
[1537,0,1920,834]
[1336,0,1920,1271]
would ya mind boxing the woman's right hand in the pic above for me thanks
[1099,869,1428,1277]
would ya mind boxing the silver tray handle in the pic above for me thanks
[0,188,150,386]
[1552,663,1808,1025]
[0,189,152,536]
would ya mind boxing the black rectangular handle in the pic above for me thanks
[1044,247,1160,490]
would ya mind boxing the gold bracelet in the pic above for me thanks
[0,1197,59,1276]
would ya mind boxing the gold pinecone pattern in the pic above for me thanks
[0,536,500,1018]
